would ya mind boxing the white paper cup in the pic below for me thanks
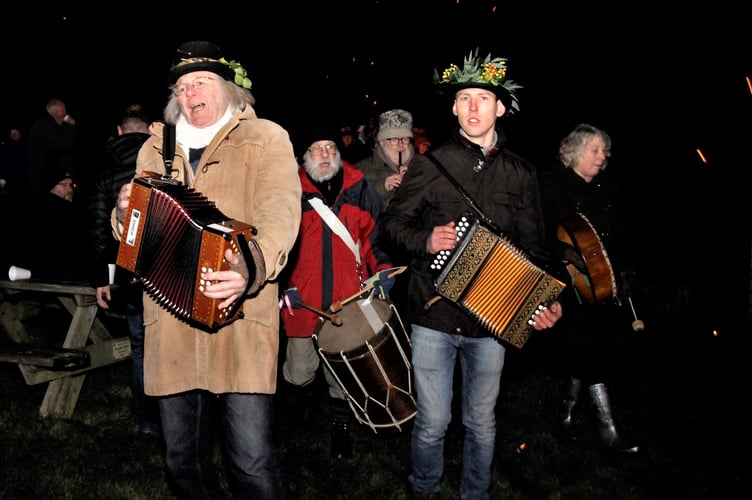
[8,265,31,281]
[108,263,117,285]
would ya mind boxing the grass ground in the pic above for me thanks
[0,291,747,499]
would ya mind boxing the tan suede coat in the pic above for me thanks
[117,107,301,396]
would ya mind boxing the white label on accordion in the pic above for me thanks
[208,222,232,233]
[125,209,142,246]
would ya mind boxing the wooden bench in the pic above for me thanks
[0,279,132,418]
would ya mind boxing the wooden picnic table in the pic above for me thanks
[0,278,131,418]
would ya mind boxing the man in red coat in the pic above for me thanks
[280,127,394,459]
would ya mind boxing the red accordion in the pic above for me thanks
[116,173,257,331]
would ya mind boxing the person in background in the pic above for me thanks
[113,40,301,499]
[335,122,369,164]
[9,167,88,282]
[356,114,378,152]
[0,128,29,202]
[279,126,394,460]
[412,127,432,155]
[378,48,563,500]
[87,105,160,438]
[356,109,418,315]
[355,109,416,209]
[538,123,640,454]
[27,98,77,199]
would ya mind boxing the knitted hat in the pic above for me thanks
[376,109,414,141]
[44,168,74,191]
[434,47,522,113]
[295,122,340,159]
[168,41,252,90]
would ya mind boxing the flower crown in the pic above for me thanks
[434,47,522,113]
[219,58,252,90]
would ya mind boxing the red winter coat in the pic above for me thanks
[281,161,392,338]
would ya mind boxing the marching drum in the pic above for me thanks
[313,297,416,433]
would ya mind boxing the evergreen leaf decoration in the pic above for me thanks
[434,47,522,113]
[219,58,252,90]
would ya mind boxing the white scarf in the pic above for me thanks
[175,106,235,150]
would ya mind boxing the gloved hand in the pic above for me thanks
[559,243,587,274]
[368,270,395,301]
[282,287,303,309]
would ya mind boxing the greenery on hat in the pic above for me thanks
[434,47,522,113]
[219,58,252,90]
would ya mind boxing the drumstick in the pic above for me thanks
[294,301,343,326]
[329,266,408,313]
[627,296,645,332]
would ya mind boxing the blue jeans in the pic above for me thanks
[126,296,159,433]
[409,325,506,500]
[159,391,283,500]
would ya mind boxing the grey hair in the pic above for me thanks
[558,123,612,169]
[163,77,255,125]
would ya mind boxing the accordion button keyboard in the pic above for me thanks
[430,215,472,272]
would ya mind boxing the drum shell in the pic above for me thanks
[313,298,416,432]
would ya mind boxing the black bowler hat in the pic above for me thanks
[168,41,236,84]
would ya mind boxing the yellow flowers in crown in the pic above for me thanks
[434,47,522,113]
[220,58,252,90]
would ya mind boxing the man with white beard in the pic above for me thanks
[279,127,395,460]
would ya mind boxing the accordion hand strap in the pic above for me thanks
[162,124,177,178]
[423,153,501,235]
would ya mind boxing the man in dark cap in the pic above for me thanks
[278,125,396,459]
[113,40,301,499]
[378,48,563,499]
[7,167,87,282]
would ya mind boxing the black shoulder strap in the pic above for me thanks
[162,123,176,177]
[424,153,501,234]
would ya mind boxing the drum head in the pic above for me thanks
[314,297,392,354]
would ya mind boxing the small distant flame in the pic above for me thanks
[696,149,707,163]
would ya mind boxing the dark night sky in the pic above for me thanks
[5,2,751,158]
[3,1,751,325]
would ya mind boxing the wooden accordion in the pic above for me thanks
[116,173,257,331]
[431,215,566,348]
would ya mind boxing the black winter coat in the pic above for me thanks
[87,132,150,288]
[538,164,637,281]
[378,125,550,338]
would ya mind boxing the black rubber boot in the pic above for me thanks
[588,383,639,454]
[560,377,581,434]
[330,397,353,459]
[277,380,318,428]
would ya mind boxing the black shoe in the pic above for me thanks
[412,491,440,500]
[139,422,162,439]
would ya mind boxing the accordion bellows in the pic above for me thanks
[431,215,566,348]
[116,173,257,331]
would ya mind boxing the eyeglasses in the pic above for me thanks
[385,137,412,146]
[57,181,76,188]
[171,76,216,97]
[308,143,337,156]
